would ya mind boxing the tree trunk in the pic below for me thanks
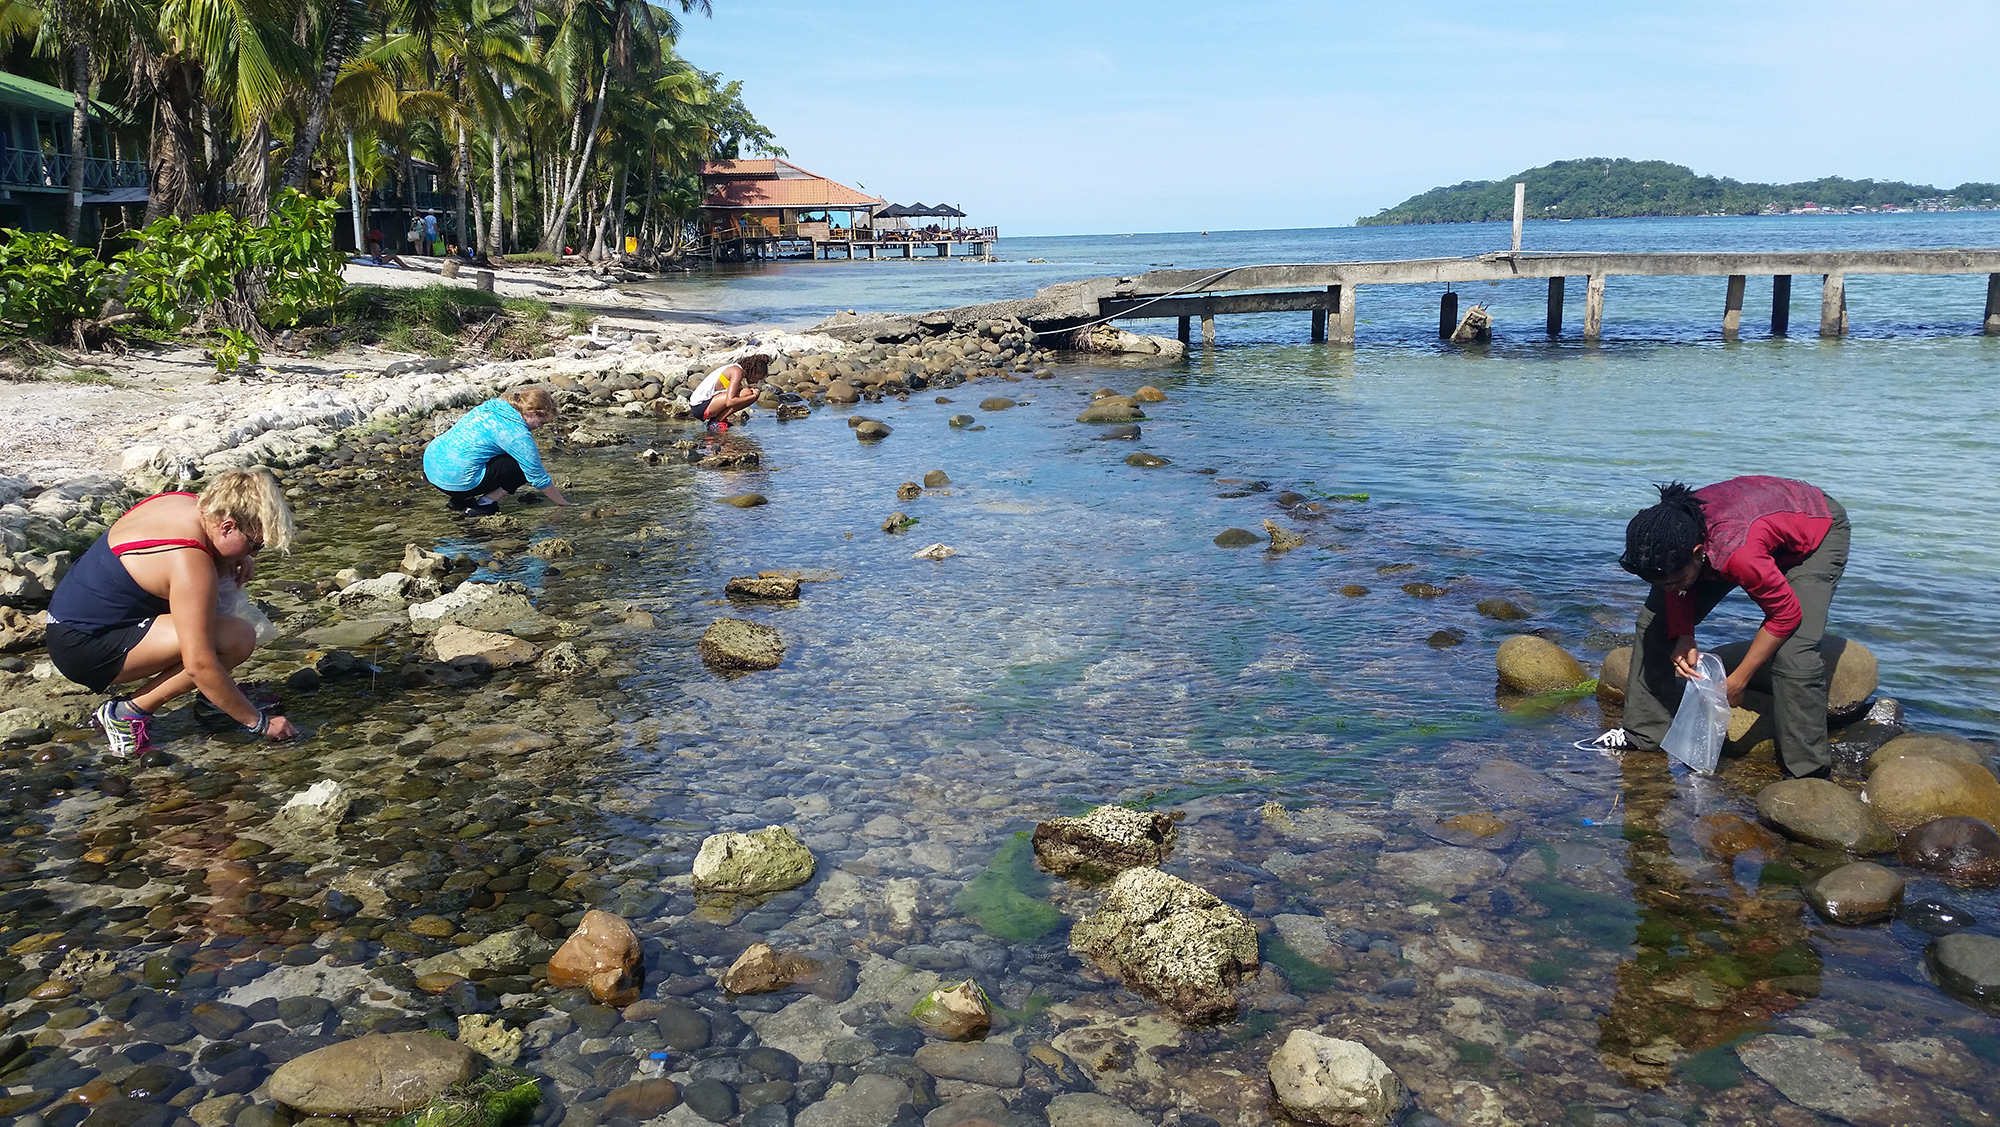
[235,116,273,224]
[200,99,226,213]
[509,145,523,254]
[345,130,365,252]
[65,40,91,243]
[146,58,204,223]
[537,66,611,254]
[488,133,504,256]
[281,0,354,191]
[454,119,471,258]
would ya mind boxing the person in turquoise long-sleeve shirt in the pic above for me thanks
[422,387,572,515]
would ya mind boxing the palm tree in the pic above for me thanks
[431,0,546,257]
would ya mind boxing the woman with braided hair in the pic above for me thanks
[1578,476,1850,779]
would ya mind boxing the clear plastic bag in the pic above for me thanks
[1662,651,1729,774]
[217,577,279,647]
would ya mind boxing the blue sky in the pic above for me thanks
[675,1,1999,237]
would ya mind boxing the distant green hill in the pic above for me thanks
[1357,158,2000,225]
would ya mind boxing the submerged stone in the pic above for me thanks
[1494,635,1588,693]
[698,618,784,671]
[1898,816,2000,885]
[266,1032,482,1116]
[1755,779,1894,854]
[1807,862,1904,925]
[1268,1029,1406,1126]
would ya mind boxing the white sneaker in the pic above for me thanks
[1574,728,1631,755]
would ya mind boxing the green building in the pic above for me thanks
[0,70,146,236]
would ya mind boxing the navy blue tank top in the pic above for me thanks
[47,493,213,634]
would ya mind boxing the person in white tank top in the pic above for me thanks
[691,353,769,430]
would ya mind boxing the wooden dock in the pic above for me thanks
[711,228,996,263]
[1092,249,2000,344]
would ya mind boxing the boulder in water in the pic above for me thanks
[1807,861,1904,925]
[548,910,643,1006]
[1213,528,1260,549]
[725,575,801,601]
[1900,896,1977,937]
[1926,932,2000,1011]
[1077,402,1144,424]
[692,826,817,894]
[1134,386,1169,402]
[1032,805,1176,879]
[1268,1029,1407,1125]
[697,618,784,671]
[1898,816,2000,885]
[908,979,993,1042]
[1691,812,1786,860]
[1755,779,1894,854]
[1596,647,1631,704]
[824,380,859,404]
[1868,732,1990,776]
[1864,755,2000,835]
[267,1032,483,1116]
[1069,867,1259,1025]
[1126,452,1169,468]
[1494,635,1588,694]
[1713,634,1878,719]
[1475,597,1530,621]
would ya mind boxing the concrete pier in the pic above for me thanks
[1722,274,1746,340]
[1084,248,2000,345]
[1583,275,1605,341]
[1821,273,1848,338]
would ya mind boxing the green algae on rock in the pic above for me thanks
[953,832,1060,941]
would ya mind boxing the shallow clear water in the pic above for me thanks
[3,213,1999,1126]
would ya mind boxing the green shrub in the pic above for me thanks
[0,230,110,339]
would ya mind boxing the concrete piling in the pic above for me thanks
[1821,273,1848,338]
[1986,273,2000,335]
[1722,274,1745,340]
[1583,275,1605,341]
[1332,285,1355,344]
[1772,275,1792,336]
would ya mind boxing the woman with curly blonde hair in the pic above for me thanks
[45,468,300,757]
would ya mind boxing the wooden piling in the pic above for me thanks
[1546,277,1565,337]
[1772,275,1791,335]
[1821,273,1848,337]
[1439,291,1459,339]
[1310,306,1327,343]
[1583,275,1605,341]
[1332,284,1355,344]
[1178,316,1191,345]
[1986,273,2000,335]
[1722,274,1745,340]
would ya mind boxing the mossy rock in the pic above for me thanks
[1494,635,1588,694]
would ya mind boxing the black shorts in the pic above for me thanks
[45,619,153,693]
[436,452,528,505]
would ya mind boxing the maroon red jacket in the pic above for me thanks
[1664,476,1833,640]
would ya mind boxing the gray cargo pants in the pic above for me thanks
[1623,500,1850,777]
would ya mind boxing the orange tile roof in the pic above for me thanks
[703,176,884,211]
[699,159,778,178]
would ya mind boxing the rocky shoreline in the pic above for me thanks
[1,285,1999,1127]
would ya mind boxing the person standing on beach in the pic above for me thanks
[689,354,768,432]
[44,470,299,758]
[422,386,572,516]
[1579,476,1849,779]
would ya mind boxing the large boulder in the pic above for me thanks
[1869,732,1990,776]
[1734,1036,1897,1123]
[1494,636,1587,694]
[1865,756,2000,835]
[267,1032,483,1116]
[1032,805,1176,879]
[1069,867,1259,1025]
[407,581,539,634]
[1926,932,2000,1010]
[697,618,784,671]
[1807,862,1904,925]
[1898,817,2000,886]
[1712,634,1878,718]
[1596,647,1631,705]
[1267,1029,1406,1126]
[1755,779,1894,854]
[331,572,440,611]
[1077,403,1144,424]
[547,910,642,1005]
[692,826,816,895]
